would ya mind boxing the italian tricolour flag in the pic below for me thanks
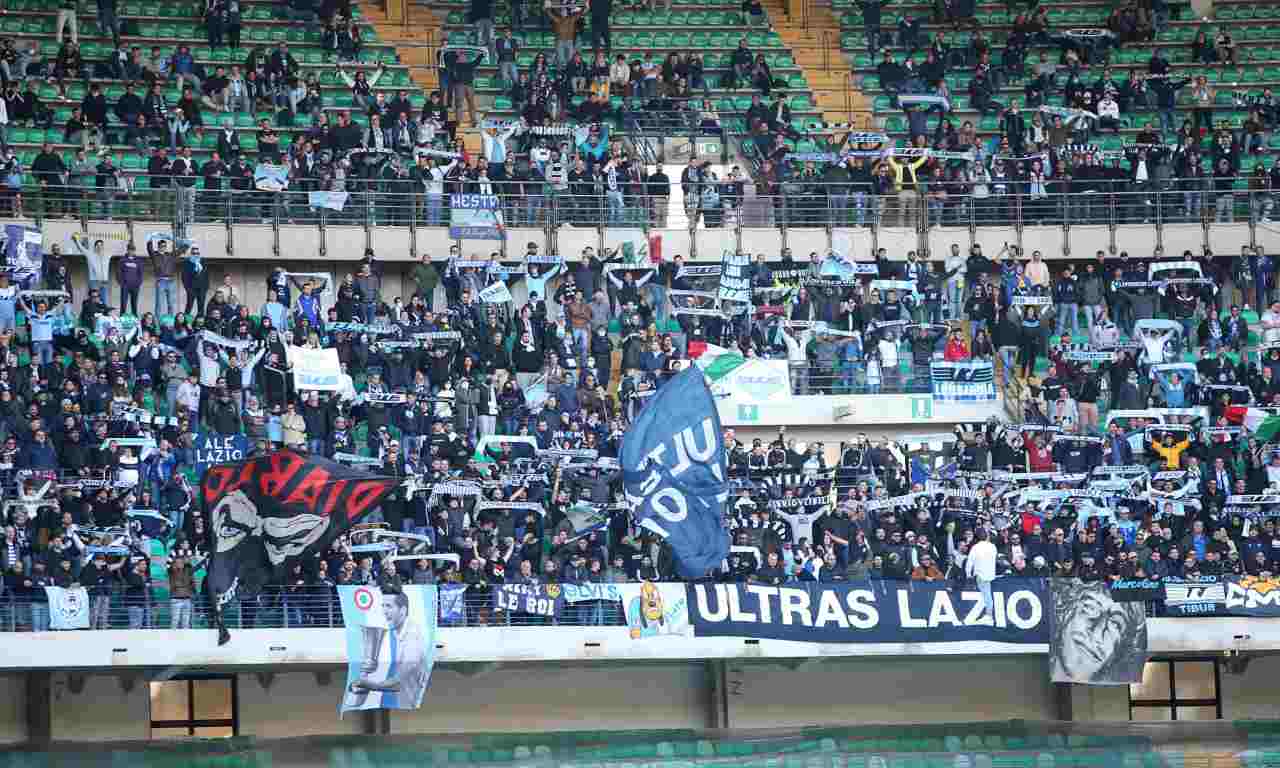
[1225,406,1280,442]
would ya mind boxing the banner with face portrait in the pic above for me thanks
[204,450,397,644]
[1049,579,1148,685]
[338,585,439,714]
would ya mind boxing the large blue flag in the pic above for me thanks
[621,366,730,578]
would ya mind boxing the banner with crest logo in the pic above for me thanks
[491,583,564,618]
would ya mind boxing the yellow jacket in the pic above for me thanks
[1150,438,1190,470]
[886,155,928,192]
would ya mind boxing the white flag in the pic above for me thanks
[478,282,513,303]
[45,586,90,630]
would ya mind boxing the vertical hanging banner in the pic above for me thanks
[1048,579,1148,685]
[338,585,440,714]
[931,361,997,402]
[618,582,692,639]
[620,366,731,578]
[718,250,752,305]
[450,193,505,240]
[2,225,43,287]
[44,586,91,630]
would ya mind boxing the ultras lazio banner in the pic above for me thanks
[686,579,1049,644]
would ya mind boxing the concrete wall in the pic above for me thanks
[237,671,364,739]
[1069,686,1131,722]
[7,654,1280,743]
[725,657,1057,728]
[0,676,25,746]
[1220,656,1280,720]
[392,663,710,733]
[20,217,1258,325]
[49,672,149,742]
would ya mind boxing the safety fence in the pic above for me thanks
[5,181,1278,233]
[0,579,1189,633]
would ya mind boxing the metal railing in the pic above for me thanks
[4,180,1263,259]
[7,179,1263,226]
[0,580,1170,632]
[0,588,631,632]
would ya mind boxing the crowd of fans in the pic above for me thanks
[0,228,1271,629]
[834,3,1278,228]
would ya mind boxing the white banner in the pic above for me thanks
[308,191,350,211]
[289,345,343,392]
[45,586,90,630]
[719,251,752,305]
[562,583,623,603]
[710,358,792,405]
[478,282,513,303]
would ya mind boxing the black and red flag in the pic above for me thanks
[203,449,397,643]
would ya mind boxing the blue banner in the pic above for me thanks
[686,579,1050,644]
[492,583,563,618]
[337,585,439,713]
[621,366,730,579]
[193,431,250,475]
[1160,576,1228,616]
[449,193,504,240]
[439,583,468,623]
[931,360,997,402]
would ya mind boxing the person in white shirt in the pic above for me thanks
[781,323,814,395]
[417,154,458,227]
[965,529,998,620]
[1089,307,1120,347]
[1097,95,1121,133]
[876,329,900,388]
[0,95,8,154]
[1262,301,1280,344]
[944,243,966,321]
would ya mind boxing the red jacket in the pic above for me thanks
[1025,439,1055,473]
[943,338,969,361]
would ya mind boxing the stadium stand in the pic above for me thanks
[0,0,423,194]
[2,0,1280,640]
[843,0,1277,175]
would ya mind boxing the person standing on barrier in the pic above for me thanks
[966,528,997,621]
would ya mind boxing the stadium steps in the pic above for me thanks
[759,0,872,127]
[357,0,443,92]
[356,1,486,152]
